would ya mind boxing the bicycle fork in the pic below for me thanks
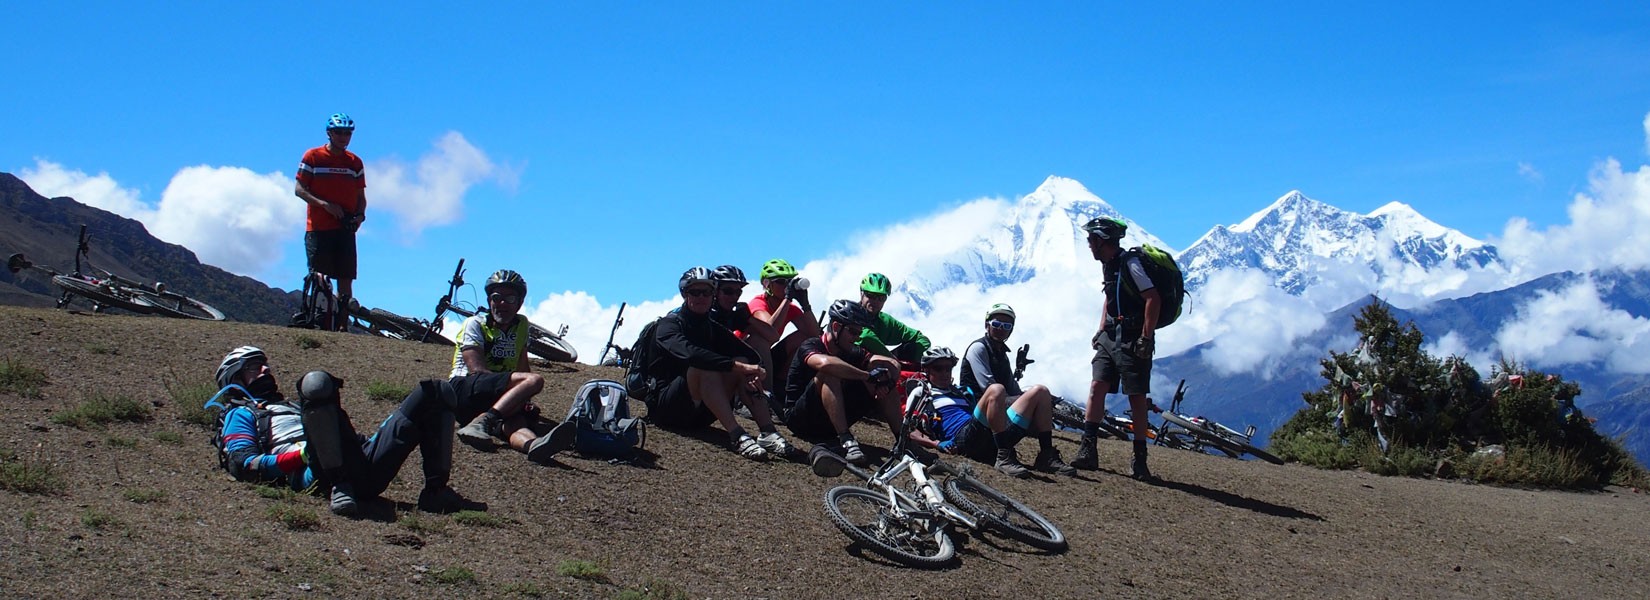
[873,455,977,529]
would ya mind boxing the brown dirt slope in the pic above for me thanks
[1,305,1646,599]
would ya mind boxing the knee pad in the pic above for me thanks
[300,403,347,471]
[297,371,343,407]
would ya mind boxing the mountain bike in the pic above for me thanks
[348,302,454,346]
[810,376,1067,568]
[7,224,225,320]
[423,258,577,363]
[1012,345,1135,440]
[1151,380,1283,464]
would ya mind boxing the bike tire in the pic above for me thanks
[1160,413,1248,458]
[824,485,954,568]
[52,275,157,314]
[943,477,1067,553]
[128,289,226,320]
[527,326,578,363]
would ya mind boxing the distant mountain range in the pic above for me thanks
[0,173,297,325]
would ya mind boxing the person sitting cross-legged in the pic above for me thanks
[211,346,485,516]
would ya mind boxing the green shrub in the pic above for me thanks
[255,485,301,501]
[82,507,120,531]
[296,334,323,350]
[51,394,153,430]
[432,566,477,585]
[366,380,410,404]
[268,504,321,530]
[0,450,66,495]
[0,357,49,399]
[152,431,185,445]
[556,559,607,583]
[169,380,221,430]
[122,488,166,504]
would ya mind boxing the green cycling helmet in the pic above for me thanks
[1081,217,1128,240]
[860,272,892,295]
[759,258,798,281]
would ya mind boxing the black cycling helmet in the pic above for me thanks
[485,269,527,296]
[711,264,748,286]
[1081,216,1128,241]
[920,346,958,367]
[679,266,715,292]
[827,298,876,328]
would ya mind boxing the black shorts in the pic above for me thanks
[449,372,512,423]
[645,375,715,430]
[784,379,874,440]
[305,229,357,281]
[950,419,998,464]
[1092,328,1151,396]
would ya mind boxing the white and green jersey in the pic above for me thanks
[449,313,531,377]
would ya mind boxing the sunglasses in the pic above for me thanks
[718,286,745,296]
[987,319,1014,332]
[489,293,521,305]
[684,287,714,298]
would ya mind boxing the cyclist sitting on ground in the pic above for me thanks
[955,304,1076,476]
[213,346,485,516]
[708,265,778,343]
[854,273,931,364]
[745,258,821,391]
[641,267,793,460]
[451,270,575,464]
[782,299,904,465]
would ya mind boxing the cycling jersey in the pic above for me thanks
[449,313,531,377]
[748,293,803,337]
[297,145,366,232]
[961,335,1021,399]
[856,312,930,359]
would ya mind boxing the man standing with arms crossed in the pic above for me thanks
[295,113,366,330]
[1071,217,1161,480]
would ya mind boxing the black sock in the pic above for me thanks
[1133,438,1148,456]
[485,408,502,420]
[993,430,1019,452]
[1083,421,1100,441]
[1038,431,1054,452]
[728,426,748,441]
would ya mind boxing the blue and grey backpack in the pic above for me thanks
[565,379,644,459]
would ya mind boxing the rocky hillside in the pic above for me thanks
[0,172,297,325]
[1,306,1646,598]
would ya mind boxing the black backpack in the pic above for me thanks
[624,318,662,399]
[1120,244,1187,328]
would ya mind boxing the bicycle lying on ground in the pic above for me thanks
[1013,344,1135,441]
[809,375,1067,568]
[421,258,578,363]
[1152,380,1283,464]
[7,225,225,320]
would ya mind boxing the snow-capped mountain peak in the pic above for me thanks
[1180,190,1505,298]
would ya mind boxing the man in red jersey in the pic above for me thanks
[295,113,367,330]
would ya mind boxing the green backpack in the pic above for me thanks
[1120,244,1186,328]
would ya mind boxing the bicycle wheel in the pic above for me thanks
[128,289,226,320]
[943,477,1067,552]
[527,326,578,363]
[52,275,156,314]
[824,485,954,568]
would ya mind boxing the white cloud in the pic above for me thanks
[1644,111,1650,157]
[1493,277,1650,374]
[1176,269,1328,377]
[1517,161,1543,184]
[1497,117,1650,279]
[368,132,511,237]
[21,159,297,276]
[19,160,154,222]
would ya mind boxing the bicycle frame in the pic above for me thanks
[812,379,978,530]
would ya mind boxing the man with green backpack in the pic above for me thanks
[1070,217,1184,480]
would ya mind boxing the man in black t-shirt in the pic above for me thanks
[782,299,902,465]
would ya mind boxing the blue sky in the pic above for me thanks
[5,2,1650,343]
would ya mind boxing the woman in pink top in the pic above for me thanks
[746,258,822,393]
